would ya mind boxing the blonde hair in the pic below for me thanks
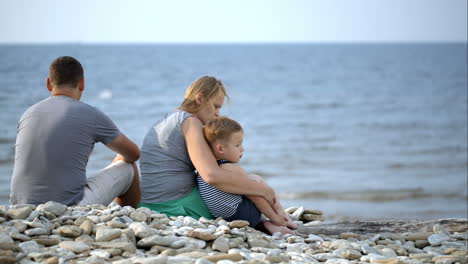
[179,76,228,113]
[204,116,243,144]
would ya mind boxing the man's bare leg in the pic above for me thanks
[112,155,141,208]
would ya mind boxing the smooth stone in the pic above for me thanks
[170,240,186,249]
[409,253,435,260]
[107,220,127,228]
[290,206,305,221]
[433,224,450,236]
[92,242,136,254]
[432,256,461,264]
[342,249,362,260]
[213,236,230,252]
[0,234,14,243]
[33,239,60,246]
[137,235,179,247]
[36,201,67,216]
[302,214,325,221]
[371,259,405,264]
[380,248,398,258]
[178,251,209,259]
[362,244,382,255]
[304,209,323,215]
[428,234,450,246]
[75,234,95,243]
[79,220,94,235]
[7,206,35,220]
[263,254,291,263]
[18,240,41,254]
[137,255,168,264]
[0,243,23,252]
[203,253,243,262]
[59,241,90,253]
[14,222,28,233]
[340,232,361,239]
[166,256,194,264]
[306,234,324,243]
[183,237,207,249]
[285,207,299,214]
[160,248,177,256]
[96,228,122,242]
[129,222,156,238]
[313,253,340,261]
[247,235,277,249]
[415,240,430,248]
[286,243,305,253]
[10,232,31,241]
[195,259,214,264]
[90,249,111,259]
[325,260,352,264]
[130,211,147,222]
[406,232,432,241]
[188,230,216,241]
[361,253,389,262]
[228,220,249,228]
[57,225,82,237]
[0,256,16,264]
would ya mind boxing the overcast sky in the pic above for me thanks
[0,0,466,43]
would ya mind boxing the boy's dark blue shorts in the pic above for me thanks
[225,196,261,227]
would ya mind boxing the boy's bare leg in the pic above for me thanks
[112,156,141,208]
[272,200,297,230]
[247,195,288,227]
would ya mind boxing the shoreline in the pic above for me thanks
[0,202,467,264]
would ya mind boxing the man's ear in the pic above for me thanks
[46,77,53,92]
[78,78,85,92]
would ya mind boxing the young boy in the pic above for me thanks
[197,116,296,235]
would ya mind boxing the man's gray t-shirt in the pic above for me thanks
[10,96,121,205]
[140,110,195,203]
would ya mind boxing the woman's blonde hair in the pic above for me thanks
[179,76,228,113]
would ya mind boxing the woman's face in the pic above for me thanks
[196,92,225,125]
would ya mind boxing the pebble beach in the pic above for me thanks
[0,202,466,264]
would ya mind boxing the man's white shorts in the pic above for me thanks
[79,161,134,206]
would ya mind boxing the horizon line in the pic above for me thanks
[0,40,467,45]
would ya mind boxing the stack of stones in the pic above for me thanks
[285,207,325,223]
[0,202,466,264]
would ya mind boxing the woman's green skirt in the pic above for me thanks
[138,186,213,219]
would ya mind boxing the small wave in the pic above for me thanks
[306,102,344,110]
[278,188,467,202]
[0,137,15,144]
[98,90,113,100]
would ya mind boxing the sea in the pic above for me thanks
[0,43,466,220]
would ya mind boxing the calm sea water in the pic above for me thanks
[0,44,466,220]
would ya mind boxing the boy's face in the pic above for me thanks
[213,131,244,163]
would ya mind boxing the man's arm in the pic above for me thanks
[182,116,276,205]
[106,134,140,163]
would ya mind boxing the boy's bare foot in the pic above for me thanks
[263,220,295,236]
[284,216,298,230]
[277,211,297,230]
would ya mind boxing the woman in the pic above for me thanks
[139,76,275,219]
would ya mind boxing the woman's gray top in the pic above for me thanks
[140,110,196,203]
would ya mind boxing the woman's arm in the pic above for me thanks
[182,116,276,205]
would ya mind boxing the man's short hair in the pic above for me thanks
[49,56,84,87]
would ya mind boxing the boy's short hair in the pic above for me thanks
[49,56,84,87]
[204,116,243,144]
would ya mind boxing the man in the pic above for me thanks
[10,56,141,207]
